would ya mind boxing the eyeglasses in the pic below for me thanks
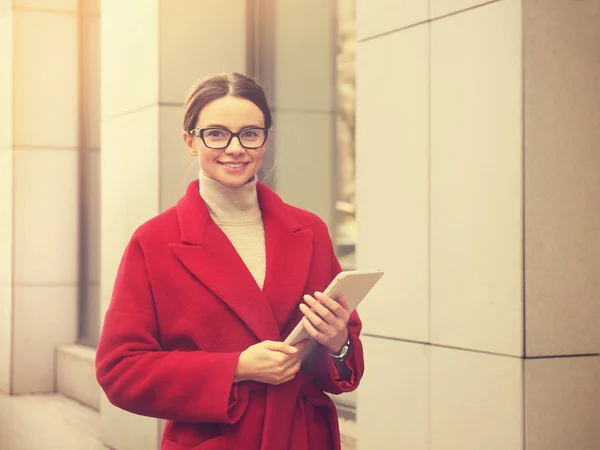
[189,127,269,150]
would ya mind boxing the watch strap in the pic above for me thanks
[328,337,352,361]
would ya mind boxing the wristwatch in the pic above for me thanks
[328,337,352,362]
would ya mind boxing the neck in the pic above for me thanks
[198,170,262,224]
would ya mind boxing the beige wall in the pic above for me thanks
[0,2,13,391]
[0,1,80,395]
[99,1,247,449]
[523,0,600,357]
[522,1,600,447]
[3,1,599,449]
[272,0,336,229]
[78,0,101,347]
[355,0,600,449]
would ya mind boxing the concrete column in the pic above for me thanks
[99,1,247,449]
[522,1,600,448]
[78,0,101,348]
[271,0,336,229]
[355,0,600,449]
[0,0,80,395]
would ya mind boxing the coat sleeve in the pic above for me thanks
[311,234,365,395]
[95,235,245,424]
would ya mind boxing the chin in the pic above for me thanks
[216,169,257,188]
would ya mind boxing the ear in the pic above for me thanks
[183,131,197,156]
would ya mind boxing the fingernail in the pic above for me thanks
[290,346,298,353]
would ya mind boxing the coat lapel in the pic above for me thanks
[258,183,313,331]
[170,181,282,343]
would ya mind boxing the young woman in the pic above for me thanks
[95,73,364,450]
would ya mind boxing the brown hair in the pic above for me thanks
[183,73,272,133]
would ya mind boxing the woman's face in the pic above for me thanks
[184,95,267,188]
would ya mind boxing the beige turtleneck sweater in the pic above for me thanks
[198,170,266,289]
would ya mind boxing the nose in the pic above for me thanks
[225,135,245,155]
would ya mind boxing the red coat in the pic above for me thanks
[96,180,364,450]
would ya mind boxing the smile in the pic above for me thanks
[218,162,249,169]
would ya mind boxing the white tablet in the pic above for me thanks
[284,269,384,346]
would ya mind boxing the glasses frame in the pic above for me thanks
[189,127,269,150]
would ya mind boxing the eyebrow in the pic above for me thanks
[202,123,264,130]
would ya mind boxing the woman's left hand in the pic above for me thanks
[299,292,350,354]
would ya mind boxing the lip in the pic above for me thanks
[217,161,250,165]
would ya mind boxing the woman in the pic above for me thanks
[95,73,364,450]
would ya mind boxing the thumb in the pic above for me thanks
[263,340,298,355]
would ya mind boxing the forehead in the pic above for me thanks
[197,96,265,129]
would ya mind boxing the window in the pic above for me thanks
[334,0,357,272]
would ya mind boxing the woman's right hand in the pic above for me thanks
[234,340,311,385]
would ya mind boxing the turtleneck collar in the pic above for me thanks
[198,169,262,225]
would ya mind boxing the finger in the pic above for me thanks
[277,374,296,385]
[302,316,325,343]
[314,292,350,322]
[264,340,299,355]
[268,374,291,386]
[277,352,298,367]
[281,354,301,370]
[303,295,343,329]
[292,339,311,353]
[299,302,328,331]
[294,344,312,360]
[337,296,351,312]
[283,359,302,380]
[291,358,302,374]
[294,338,310,351]
[276,362,301,385]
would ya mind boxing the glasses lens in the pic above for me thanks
[202,129,231,149]
[239,128,266,148]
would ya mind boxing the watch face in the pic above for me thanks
[329,338,351,359]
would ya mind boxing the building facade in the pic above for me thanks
[1,1,599,449]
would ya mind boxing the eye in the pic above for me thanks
[241,129,263,140]
[205,129,228,139]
